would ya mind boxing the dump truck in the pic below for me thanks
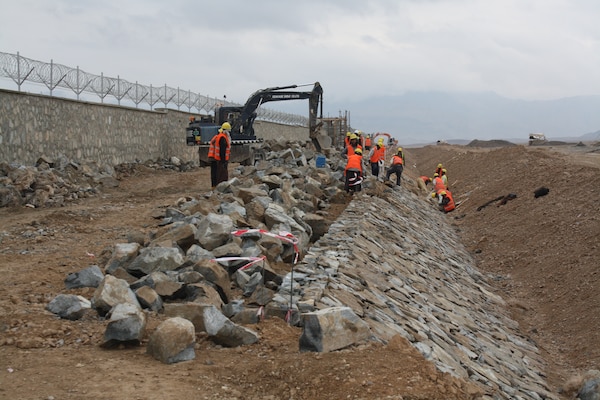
[186,82,325,166]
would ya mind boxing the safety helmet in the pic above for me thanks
[377,138,384,143]
[431,192,437,198]
[354,148,362,154]
[354,129,359,134]
[440,191,447,196]
[397,147,403,152]
[221,122,232,131]
[442,168,447,173]
[433,173,439,177]
[437,163,443,168]
[346,131,352,137]
[350,134,358,140]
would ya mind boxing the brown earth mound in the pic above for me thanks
[1,143,599,399]
[466,139,516,147]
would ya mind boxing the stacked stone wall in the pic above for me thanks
[0,89,308,166]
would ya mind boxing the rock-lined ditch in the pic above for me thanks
[34,139,573,399]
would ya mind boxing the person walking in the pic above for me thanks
[364,134,372,151]
[344,147,364,193]
[368,138,386,179]
[385,147,404,186]
[208,122,232,188]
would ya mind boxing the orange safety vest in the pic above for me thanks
[365,137,372,147]
[370,146,385,163]
[442,191,455,212]
[344,154,363,175]
[391,154,404,165]
[208,131,231,161]
[420,175,431,184]
[347,144,362,156]
[432,176,446,192]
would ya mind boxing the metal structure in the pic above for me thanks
[0,51,308,126]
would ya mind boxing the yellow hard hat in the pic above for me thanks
[354,148,362,154]
[350,134,358,140]
[431,192,437,198]
[221,122,232,130]
[433,173,439,177]
[440,191,447,196]
[397,147,403,152]
[437,163,443,168]
[377,138,384,143]
[346,131,352,137]
[442,168,447,173]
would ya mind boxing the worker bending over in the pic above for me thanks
[386,147,405,186]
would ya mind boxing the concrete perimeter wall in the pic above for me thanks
[0,89,308,166]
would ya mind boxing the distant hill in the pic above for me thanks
[329,92,600,145]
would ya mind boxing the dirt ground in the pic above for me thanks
[1,142,599,399]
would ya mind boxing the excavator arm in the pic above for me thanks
[218,82,324,150]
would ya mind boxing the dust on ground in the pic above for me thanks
[1,142,599,399]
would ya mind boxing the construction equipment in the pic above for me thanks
[528,133,547,146]
[186,82,325,166]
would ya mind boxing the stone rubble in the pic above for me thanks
[42,138,562,398]
[0,155,195,208]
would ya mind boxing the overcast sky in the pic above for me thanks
[2,0,600,118]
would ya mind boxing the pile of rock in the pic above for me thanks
[47,140,371,363]
[0,154,196,208]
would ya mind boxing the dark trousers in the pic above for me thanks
[386,164,403,186]
[210,160,228,187]
[345,169,362,193]
[371,162,380,177]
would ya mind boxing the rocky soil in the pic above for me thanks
[1,141,599,399]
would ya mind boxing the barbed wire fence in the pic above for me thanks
[0,51,308,127]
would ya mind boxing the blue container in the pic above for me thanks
[316,154,326,168]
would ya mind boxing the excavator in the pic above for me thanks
[186,82,325,166]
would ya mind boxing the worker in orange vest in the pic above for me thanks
[364,134,372,151]
[438,190,455,213]
[344,131,352,150]
[418,175,432,193]
[368,138,386,179]
[434,163,443,177]
[432,172,446,192]
[385,147,404,186]
[343,133,362,158]
[344,147,364,193]
[208,122,232,188]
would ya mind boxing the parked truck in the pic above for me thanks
[528,133,547,146]
[186,82,325,166]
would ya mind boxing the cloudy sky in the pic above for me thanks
[1,0,600,125]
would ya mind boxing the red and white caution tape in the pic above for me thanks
[231,228,300,264]
[211,256,266,271]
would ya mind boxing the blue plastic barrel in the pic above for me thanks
[316,154,326,168]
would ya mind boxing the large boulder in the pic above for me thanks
[146,317,196,364]
[299,307,372,352]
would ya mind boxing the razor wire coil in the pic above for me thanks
[0,51,308,126]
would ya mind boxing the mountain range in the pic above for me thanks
[327,91,600,145]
